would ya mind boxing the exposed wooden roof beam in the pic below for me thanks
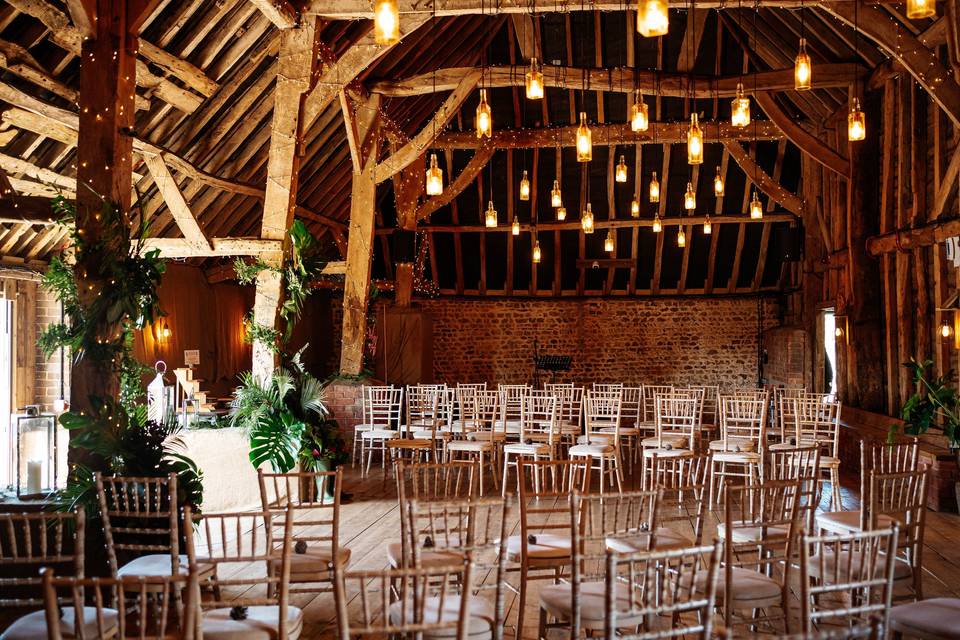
[248,0,299,28]
[753,91,851,177]
[415,143,494,222]
[723,140,804,215]
[142,153,212,251]
[370,63,860,98]
[140,237,282,257]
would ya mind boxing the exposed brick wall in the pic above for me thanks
[417,297,779,389]
[763,326,808,388]
[33,286,69,410]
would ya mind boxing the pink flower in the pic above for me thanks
[311,448,321,459]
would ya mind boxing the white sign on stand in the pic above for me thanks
[184,350,200,366]
[944,237,960,267]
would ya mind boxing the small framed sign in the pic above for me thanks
[184,349,200,366]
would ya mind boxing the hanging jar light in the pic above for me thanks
[652,214,662,233]
[615,155,628,183]
[795,39,812,91]
[476,89,492,138]
[713,167,724,197]
[373,0,400,45]
[604,230,615,253]
[637,0,669,37]
[519,170,531,200]
[750,191,763,219]
[848,98,866,141]
[551,180,562,207]
[731,83,751,128]
[576,112,592,162]
[684,182,696,211]
[630,93,649,131]
[525,58,544,99]
[630,198,640,218]
[556,205,567,221]
[906,0,936,19]
[484,201,498,227]
[703,215,712,235]
[533,238,542,263]
[677,226,686,247]
[687,113,703,165]
[512,218,521,235]
[581,203,595,233]
[425,152,443,195]
[649,171,660,203]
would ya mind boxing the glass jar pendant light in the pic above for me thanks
[687,113,703,165]
[731,83,751,128]
[615,156,628,183]
[581,203,595,233]
[795,38,812,91]
[556,205,567,221]
[532,238,542,263]
[630,199,640,218]
[525,58,544,100]
[652,214,662,233]
[676,226,686,247]
[512,218,520,235]
[476,89,492,138]
[906,0,936,19]
[684,182,696,211]
[373,0,400,45]
[649,171,660,203]
[637,0,669,37]
[703,215,712,235]
[551,180,562,207]
[519,170,531,200]
[713,167,724,196]
[604,230,615,253]
[848,98,866,141]
[750,191,763,219]
[425,152,443,195]
[630,93,649,132]
[484,201,498,227]
[576,112,592,162]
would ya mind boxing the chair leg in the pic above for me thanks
[478,451,486,497]
[516,564,528,640]
[708,458,717,508]
[501,454,511,498]
[830,467,842,511]
[613,454,624,492]
[598,456,606,495]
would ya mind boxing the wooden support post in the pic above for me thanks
[395,262,414,307]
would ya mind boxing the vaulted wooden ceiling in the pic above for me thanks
[0,0,952,297]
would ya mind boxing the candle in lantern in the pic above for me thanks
[27,460,43,494]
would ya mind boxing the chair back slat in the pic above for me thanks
[653,393,699,447]
[364,385,403,429]
[792,396,842,455]
[0,510,83,608]
[718,394,767,449]
[641,385,673,424]
[520,391,559,445]
[584,390,622,440]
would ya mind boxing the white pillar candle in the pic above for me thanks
[26,460,42,494]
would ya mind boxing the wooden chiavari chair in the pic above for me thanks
[537,489,660,639]
[570,390,624,493]
[616,387,643,471]
[768,446,823,532]
[357,385,403,476]
[639,384,672,437]
[592,383,624,394]
[385,386,440,474]
[450,383,488,436]
[183,506,300,639]
[41,569,195,640]
[508,458,589,640]
[497,384,531,437]
[446,390,503,495]
[335,562,476,640]
[799,526,899,635]
[550,385,584,447]
[500,391,559,495]
[640,393,698,490]
[772,387,806,445]
[0,510,85,639]
[257,468,348,599]
[643,452,710,550]
[404,497,512,640]
[604,542,723,640]
[708,393,768,507]
[352,385,401,467]
[772,395,844,511]
[700,384,721,437]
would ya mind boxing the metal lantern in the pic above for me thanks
[147,360,175,424]
[11,409,58,497]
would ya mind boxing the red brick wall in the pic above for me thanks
[763,326,808,388]
[417,297,780,389]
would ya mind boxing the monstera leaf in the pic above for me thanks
[248,411,306,473]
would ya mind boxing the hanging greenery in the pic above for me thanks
[890,358,960,448]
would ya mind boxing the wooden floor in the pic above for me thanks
[280,464,960,640]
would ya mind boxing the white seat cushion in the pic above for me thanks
[641,435,688,449]
[118,553,190,577]
[386,542,464,568]
[568,443,615,457]
[642,447,693,459]
[539,582,639,627]
[389,594,496,637]
[605,527,692,553]
[601,427,640,436]
[270,546,351,578]
[712,450,762,464]
[815,510,895,534]
[446,440,493,452]
[202,605,303,640]
[505,533,571,561]
[576,434,615,445]
[696,567,782,609]
[362,429,399,440]
[708,438,756,452]
[890,598,960,639]
[716,522,788,544]
[413,430,443,439]
[353,423,376,432]
[1,607,120,640]
[503,442,550,455]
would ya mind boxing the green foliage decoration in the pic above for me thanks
[890,358,960,448]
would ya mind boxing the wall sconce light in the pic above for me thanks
[834,314,848,343]
[161,321,171,340]
[937,294,958,346]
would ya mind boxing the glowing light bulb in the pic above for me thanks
[750,191,763,219]
[637,0,669,37]
[519,170,531,201]
[834,326,844,338]
[604,231,615,253]
[713,167,724,197]
[615,155,628,183]
[848,98,866,142]
[687,113,703,165]
[630,95,649,132]
[684,182,696,211]
[576,112,592,162]
[581,203,595,234]
[525,58,544,99]
[556,206,567,221]
[649,171,660,203]
[512,218,520,235]
[426,153,443,195]
[532,239,542,263]
[630,199,640,218]
[475,89,492,138]
[652,215,662,233]
[551,180,563,207]
[677,226,686,247]
[907,0,936,20]
[795,39,812,91]
[373,0,400,45]
[703,216,712,235]
[941,322,953,338]
[731,83,751,128]
[485,201,498,227]
[161,321,171,339]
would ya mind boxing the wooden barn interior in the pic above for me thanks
[0,0,959,637]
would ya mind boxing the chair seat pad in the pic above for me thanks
[641,435,688,449]
[716,522,788,543]
[642,448,693,459]
[708,438,756,453]
[889,598,960,639]
[815,510,895,534]
[605,527,692,553]
[806,549,912,582]
[386,543,463,568]
[270,546,351,576]
[558,422,582,434]
[389,594,495,637]
[1,607,120,640]
[353,423,376,432]
[569,443,615,457]
[712,450,762,463]
[601,427,640,436]
[576,434,615,445]
[539,582,637,625]
[505,533,571,560]
[467,432,506,442]
[446,440,493,452]
[118,553,190,577]
[696,567,781,608]
[202,605,303,640]
[412,430,443,440]
[386,438,432,449]
[362,429,399,440]
[503,442,550,455]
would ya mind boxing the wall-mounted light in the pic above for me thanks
[834,314,848,344]
[161,321,171,340]
[937,295,958,346]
